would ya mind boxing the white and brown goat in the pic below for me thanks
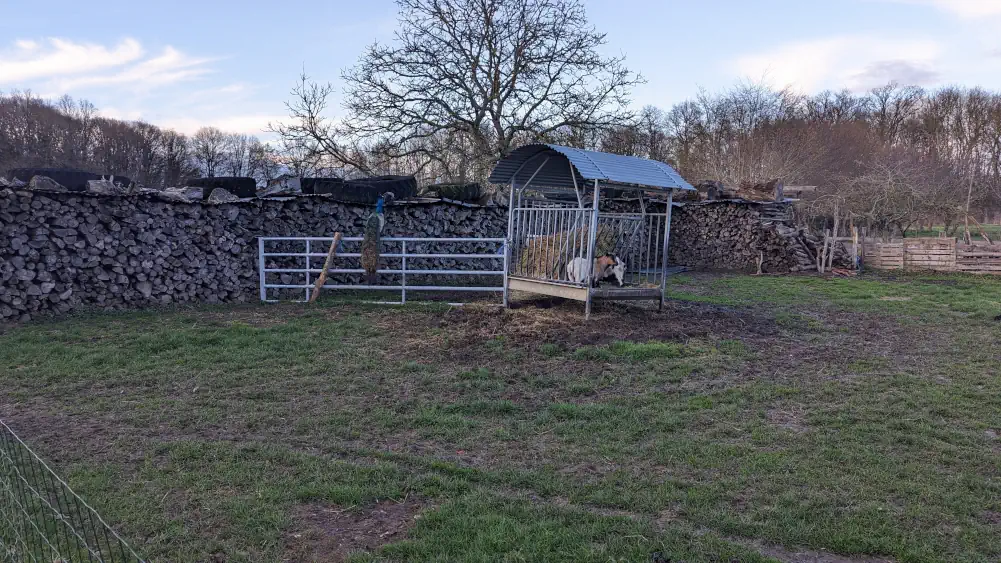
[566,255,626,287]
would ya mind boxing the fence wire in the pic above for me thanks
[0,420,144,563]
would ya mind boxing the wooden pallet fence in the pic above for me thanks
[957,242,1001,273]
[863,237,1001,274]
[862,240,904,270]
[903,238,956,271]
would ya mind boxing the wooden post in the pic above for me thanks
[584,179,600,320]
[828,204,840,272]
[308,232,343,303]
[817,228,832,274]
[851,226,859,271]
[964,174,974,244]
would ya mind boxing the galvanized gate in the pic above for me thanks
[258,236,508,305]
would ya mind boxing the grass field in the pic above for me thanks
[906,224,1001,241]
[1,272,1001,562]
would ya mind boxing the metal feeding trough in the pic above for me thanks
[489,143,695,318]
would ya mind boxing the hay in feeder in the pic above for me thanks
[519,224,618,279]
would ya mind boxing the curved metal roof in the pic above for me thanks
[488,143,694,191]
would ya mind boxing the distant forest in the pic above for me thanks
[4,80,1001,236]
[0,92,303,189]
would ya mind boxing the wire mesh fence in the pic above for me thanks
[0,420,144,562]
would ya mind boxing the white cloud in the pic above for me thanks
[158,114,286,136]
[98,106,145,121]
[733,36,943,92]
[0,37,214,94]
[52,46,214,91]
[0,38,143,84]
[884,0,1001,18]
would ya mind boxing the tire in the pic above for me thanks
[187,177,257,199]
[8,168,132,192]
[303,177,343,196]
[428,183,481,202]
[299,178,322,195]
[306,175,417,204]
[348,175,417,200]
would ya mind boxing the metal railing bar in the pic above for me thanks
[263,253,502,259]
[596,212,669,218]
[266,269,504,275]
[304,240,312,303]
[260,237,505,242]
[265,285,504,292]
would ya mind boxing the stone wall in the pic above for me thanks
[0,189,818,323]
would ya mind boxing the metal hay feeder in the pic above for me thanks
[489,143,695,318]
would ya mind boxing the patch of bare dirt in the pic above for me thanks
[284,499,426,562]
[378,298,779,362]
[0,400,132,465]
[195,303,324,328]
[743,540,895,563]
[767,407,810,434]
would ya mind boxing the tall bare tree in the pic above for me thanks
[161,130,196,187]
[191,127,227,177]
[275,0,641,183]
[223,134,251,176]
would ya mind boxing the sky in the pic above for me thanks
[2,0,1001,138]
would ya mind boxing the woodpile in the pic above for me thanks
[0,188,507,323]
[686,179,784,202]
[668,201,846,273]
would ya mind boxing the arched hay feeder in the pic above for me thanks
[490,143,695,318]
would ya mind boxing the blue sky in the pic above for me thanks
[2,0,1000,137]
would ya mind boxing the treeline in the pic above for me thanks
[595,82,1001,236]
[6,80,1001,237]
[0,92,335,189]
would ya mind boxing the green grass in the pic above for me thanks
[667,271,1001,321]
[2,273,1001,561]
[907,224,1001,241]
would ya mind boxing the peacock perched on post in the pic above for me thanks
[360,192,394,284]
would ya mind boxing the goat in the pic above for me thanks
[566,255,626,287]
[605,255,626,287]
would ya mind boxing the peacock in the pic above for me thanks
[360,192,394,284]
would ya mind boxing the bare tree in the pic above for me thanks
[161,130,196,187]
[191,127,227,177]
[275,0,642,184]
[269,74,371,175]
[869,82,923,144]
[247,139,282,185]
[273,137,327,179]
[56,95,98,167]
[223,134,250,176]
